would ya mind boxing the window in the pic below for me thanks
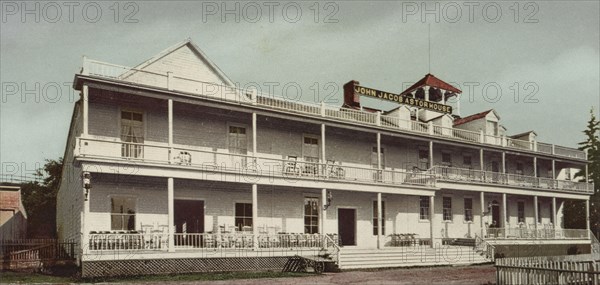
[441,152,452,166]
[537,202,542,223]
[464,198,473,222]
[304,198,319,234]
[371,147,385,168]
[419,196,430,220]
[121,111,144,158]
[111,196,136,231]
[303,137,319,163]
[372,201,386,235]
[517,201,525,223]
[443,197,452,221]
[487,121,498,136]
[516,162,524,175]
[235,203,253,231]
[463,155,472,168]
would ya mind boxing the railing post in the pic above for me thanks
[376,111,381,126]
[502,135,507,147]
[551,144,556,155]
[250,88,257,105]
[480,130,485,143]
[82,55,89,75]
[320,101,325,117]
[167,72,173,91]
[428,121,434,135]
[532,140,538,151]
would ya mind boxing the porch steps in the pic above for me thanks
[446,238,476,247]
[338,246,491,270]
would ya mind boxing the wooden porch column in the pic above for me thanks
[167,177,174,252]
[321,189,327,236]
[81,174,90,259]
[429,141,434,169]
[552,160,556,178]
[377,193,383,249]
[82,84,89,136]
[377,133,382,169]
[502,193,507,230]
[480,149,484,171]
[321,124,326,163]
[480,192,485,238]
[252,113,257,156]
[586,199,591,239]
[552,197,557,227]
[252,184,258,248]
[430,195,435,248]
[585,161,589,191]
[533,196,539,238]
[533,157,538,177]
[501,152,506,173]
[168,99,173,163]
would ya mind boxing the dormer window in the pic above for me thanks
[487,120,499,136]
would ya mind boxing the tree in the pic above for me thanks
[563,108,600,233]
[19,158,63,238]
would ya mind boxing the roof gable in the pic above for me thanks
[127,39,235,87]
[400,73,462,96]
[453,109,500,126]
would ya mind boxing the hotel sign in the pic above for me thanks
[354,85,452,114]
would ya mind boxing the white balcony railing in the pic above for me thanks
[80,59,587,161]
[432,166,593,194]
[485,228,590,240]
[87,232,335,252]
[76,137,435,188]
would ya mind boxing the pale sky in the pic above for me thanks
[1,1,599,177]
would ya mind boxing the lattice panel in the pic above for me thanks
[82,256,291,277]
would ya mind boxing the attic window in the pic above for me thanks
[487,121,499,136]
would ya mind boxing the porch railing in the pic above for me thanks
[87,233,337,252]
[475,235,496,261]
[88,233,168,251]
[485,228,590,240]
[81,59,587,161]
[76,137,435,188]
[432,166,594,194]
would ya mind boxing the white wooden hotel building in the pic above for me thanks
[56,40,594,276]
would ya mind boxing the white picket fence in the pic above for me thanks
[496,254,600,285]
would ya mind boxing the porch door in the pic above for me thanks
[338,208,356,246]
[491,200,501,228]
[174,200,204,247]
[228,126,247,168]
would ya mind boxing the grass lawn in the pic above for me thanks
[0,270,311,284]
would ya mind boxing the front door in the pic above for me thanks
[338,208,356,246]
[174,200,204,246]
[491,200,500,228]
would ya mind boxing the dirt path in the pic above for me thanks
[132,265,496,285]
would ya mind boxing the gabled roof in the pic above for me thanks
[453,109,499,126]
[129,38,236,87]
[400,73,462,96]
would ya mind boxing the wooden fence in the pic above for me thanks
[496,254,600,284]
[1,239,76,270]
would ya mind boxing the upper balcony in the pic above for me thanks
[77,59,587,161]
[74,137,435,189]
[432,166,593,195]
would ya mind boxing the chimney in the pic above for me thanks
[343,80,361,108]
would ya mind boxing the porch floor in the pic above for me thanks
[82,247,324,261]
